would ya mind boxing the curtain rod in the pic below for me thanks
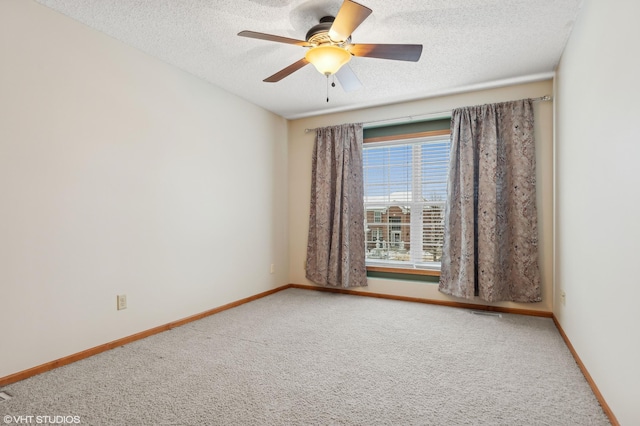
[303,95,552,133]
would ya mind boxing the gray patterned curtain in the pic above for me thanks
[306,123,367,288]
[439,99,541,302]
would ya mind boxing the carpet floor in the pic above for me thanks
[0,288,610,425]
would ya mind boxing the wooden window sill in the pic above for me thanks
[366,265,441,277]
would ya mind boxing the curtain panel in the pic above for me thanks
[439,99,541,302]
[306,123,367,288]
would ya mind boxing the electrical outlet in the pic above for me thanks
[117,294,127,310]
[270,264,275,274]
[560,291,566,306]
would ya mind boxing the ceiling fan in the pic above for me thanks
[238,0,423,92]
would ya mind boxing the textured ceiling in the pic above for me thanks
[34,0,583,119]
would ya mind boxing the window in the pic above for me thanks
[363,129,450,273]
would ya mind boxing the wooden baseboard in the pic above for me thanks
[0,285,289,387]
[288,283,553,317]
[552,315,619,426]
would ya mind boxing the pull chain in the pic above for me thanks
[326,75,329,102]
[325,75,338,102]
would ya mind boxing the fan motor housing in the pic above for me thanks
[306,16,350,45]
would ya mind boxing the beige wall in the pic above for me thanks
[555,0,640,424]
[288,80,554,312]
[0,0,289,378]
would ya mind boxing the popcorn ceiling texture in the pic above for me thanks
[34,0,583,118]
[0,289,609,425]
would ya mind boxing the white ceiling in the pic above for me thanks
[34,0,584,119]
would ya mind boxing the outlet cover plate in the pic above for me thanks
[117,294,127,310]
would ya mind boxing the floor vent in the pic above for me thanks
[0,391,12,402]
[470,310,502,318]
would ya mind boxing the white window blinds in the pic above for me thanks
[363,134,450,270]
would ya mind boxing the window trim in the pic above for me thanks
[366,265,441,277]
[364,128,450,278]
[364,129,451,144]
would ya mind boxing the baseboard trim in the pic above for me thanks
[288,283,553,317]
[552,315,619,426]
[0,285,289,387]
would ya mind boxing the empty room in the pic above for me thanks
[1,0,638,425]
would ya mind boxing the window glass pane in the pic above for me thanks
[363,134,450,270]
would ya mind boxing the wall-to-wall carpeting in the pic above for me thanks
[0,289,609,425]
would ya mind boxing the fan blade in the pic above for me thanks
[238,30,311,47]
[264,58,310,82]
[335,64,363,92]
[348,44,423,62]
[329,0,372,42]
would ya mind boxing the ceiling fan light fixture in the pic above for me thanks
[305,45,352,76]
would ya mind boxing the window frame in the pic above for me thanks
[363,128,451,277]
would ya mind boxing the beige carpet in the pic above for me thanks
[0,288,609,425]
